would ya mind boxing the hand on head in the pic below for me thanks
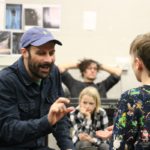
[48,97,74,125]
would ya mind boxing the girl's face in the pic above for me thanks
[79,95,96,114]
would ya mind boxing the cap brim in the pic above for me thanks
[31,37,62,46]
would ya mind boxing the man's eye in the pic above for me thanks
[37,52,45,55]
[49,51,55,56]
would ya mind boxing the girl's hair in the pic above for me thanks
[79,86,101,112]
[130,33,150,72]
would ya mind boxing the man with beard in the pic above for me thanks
[0,27,74,150]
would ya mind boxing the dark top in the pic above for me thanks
[112,85,150,150]
[61,71,121,98]
[0,57,74,150]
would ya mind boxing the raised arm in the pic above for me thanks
[100,64,122,77]
[57,63,78,73]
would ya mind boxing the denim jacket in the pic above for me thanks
[0,57,74,150]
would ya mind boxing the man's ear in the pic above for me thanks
[135,57,143,71]
[21,48,28,58]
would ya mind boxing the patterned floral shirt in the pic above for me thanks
[112,85,150,150]
[69,106,108,146]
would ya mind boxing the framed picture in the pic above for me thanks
[24,4,42,30]
[43,5,61,29]
[0,31,11,55]
[12,32,23,54]
[5,4,22,30]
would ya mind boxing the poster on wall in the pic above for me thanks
[43,5,61,30]
[5,4,22,30]
[12,32,23,54]
[24,5,42,30]
[0,31,11,55]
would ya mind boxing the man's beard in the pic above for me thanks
[28,55,53,79]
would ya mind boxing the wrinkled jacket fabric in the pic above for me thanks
[0,57,74,150]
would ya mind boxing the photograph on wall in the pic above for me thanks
[43,5,61,29]
[0,31,11,55]
[5,4,22,30]
[24,5,42,30]
[12,32,23,54]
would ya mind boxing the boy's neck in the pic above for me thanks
[141,72,150,85]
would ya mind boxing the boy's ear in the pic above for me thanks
[135,57,143,70]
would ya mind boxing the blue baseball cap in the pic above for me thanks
[20,27,62,48]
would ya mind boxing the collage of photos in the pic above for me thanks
[0,3,61,55]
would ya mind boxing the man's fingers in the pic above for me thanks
[55,97,75,111]
[56,106,74,114]
[66,106,75,113]
[56,97,70,105]
[48,97,74,125]
[51,101,74,114]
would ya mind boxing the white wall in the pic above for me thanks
[1,0,150,97]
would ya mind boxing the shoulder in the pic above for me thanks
[121,87,142,99]
[0,64,17,82]
[121,85,150,102]
[109,74,121,81]
[97,107,107,116]
[61,71,73,78]
[61,70,81,84]
[118,86,145,109]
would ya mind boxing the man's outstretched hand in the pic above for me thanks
[48,97,74,125]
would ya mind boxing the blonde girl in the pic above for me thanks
[70,86,112,150]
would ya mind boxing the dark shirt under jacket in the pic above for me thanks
[0,57,74,150]
[61,71,121,98]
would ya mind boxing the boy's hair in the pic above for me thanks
[130,33,150,72]
[79,86,101,112]
[78,59,101,77]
